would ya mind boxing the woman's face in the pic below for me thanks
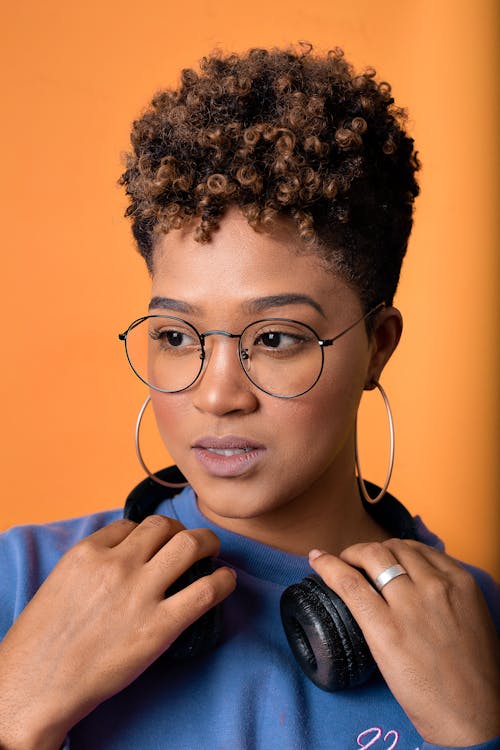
[149,208,381,528]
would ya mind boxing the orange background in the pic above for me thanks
[1,0,498,575]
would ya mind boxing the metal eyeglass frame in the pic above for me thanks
[118,302,385,399]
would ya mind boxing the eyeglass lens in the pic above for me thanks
[124,316,324,397]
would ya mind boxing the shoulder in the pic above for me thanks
[456,559,500,628]
[0,509,122,637]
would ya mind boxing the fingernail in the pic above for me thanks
[227,567,237,579]
[308,548,327,561]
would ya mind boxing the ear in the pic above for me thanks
[365,306,403,387]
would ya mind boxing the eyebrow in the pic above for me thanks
[149,296,197,314]
[244,294,326,317]
[148,293,326,317]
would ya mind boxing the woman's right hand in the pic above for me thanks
[0,515,236,750]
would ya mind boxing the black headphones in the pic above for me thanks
[124,467,417,692]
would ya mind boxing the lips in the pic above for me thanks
[193,435,265,450]
[192,435,266,478]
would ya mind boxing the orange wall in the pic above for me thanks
[1,0,498,575]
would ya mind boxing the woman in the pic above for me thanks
[0,45,498,749]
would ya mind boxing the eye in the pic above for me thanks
[256,331,302,349]
[245,320,318,361]
[149,325,198,351]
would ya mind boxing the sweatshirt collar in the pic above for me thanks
[158,487,313,586]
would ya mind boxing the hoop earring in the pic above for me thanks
[135,396,190,489]
[355,381,394,504]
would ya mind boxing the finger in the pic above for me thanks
[339,540,412,596]
[147,528,221,591]
[158,566,237,641]
[385,538,465,575]
[82,518,138,548]
[120,515,186,562]
[308,551,389,632]
[382,539,479,598]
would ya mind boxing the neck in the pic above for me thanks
[197,469,390,557]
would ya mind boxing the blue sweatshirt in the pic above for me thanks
[0,486,498,750]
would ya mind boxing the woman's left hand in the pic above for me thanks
[309,539,500,746]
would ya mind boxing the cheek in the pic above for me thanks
[312,340,367,420]
[150,392,190,454]
[288,352,367,470]
[267,368,365,483]
[290,377,362,455]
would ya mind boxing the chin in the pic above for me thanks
[192,476,290,522]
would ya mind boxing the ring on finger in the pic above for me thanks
[374,563,408,592]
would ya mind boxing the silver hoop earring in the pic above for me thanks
[135,396,190,489]
[355,381,395,504]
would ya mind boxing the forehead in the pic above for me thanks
[151,208,360,319]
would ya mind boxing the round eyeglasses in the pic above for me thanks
[118,303,384,399]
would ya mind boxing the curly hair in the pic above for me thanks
[120,43,420,309]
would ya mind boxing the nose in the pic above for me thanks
[192,335,259,416]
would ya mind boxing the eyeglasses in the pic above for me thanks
[118,303,384,399]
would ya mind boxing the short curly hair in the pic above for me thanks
[120,43,420,310]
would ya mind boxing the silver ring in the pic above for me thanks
[374,564,408,592]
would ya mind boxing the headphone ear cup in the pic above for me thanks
[162,557,223,660]
[280,574,376,691]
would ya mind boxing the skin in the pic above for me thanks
[0,208,498,748]
[0,519,237,750]
[310,542,500,745]
[150,207,398,555]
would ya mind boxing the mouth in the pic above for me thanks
[192,435,266,478]
[205,447,254,456]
